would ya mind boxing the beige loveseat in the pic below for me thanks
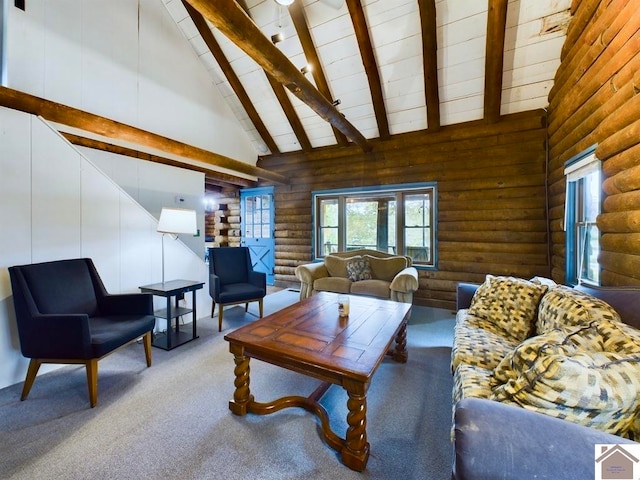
[295,249,419,303]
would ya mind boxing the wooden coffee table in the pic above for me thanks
[223,291,411,471]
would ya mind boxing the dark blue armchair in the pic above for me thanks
[9,258,156,407]
[208,247,266,331]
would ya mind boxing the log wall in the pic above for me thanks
[259,111,549,309]
[547,0,640,286]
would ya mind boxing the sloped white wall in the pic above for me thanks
[4,0,257,164]
[0,107,209,390]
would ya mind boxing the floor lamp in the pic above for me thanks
[157,207,197,284]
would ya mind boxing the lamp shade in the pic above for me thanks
[157,207,197,235]
[275,0,294,5]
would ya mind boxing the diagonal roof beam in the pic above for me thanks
[236,0,313,152]
[345,0,390,140]
[182,0,280,154]
[185,0,372,153]
[289,2,349,146]
[0,86,288,184]
[483,0,509,123]
[418,0,441,131]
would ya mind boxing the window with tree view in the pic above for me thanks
[313,184,436,267]
[564,147,601,285]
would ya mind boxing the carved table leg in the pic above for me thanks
[228,344,254,415]
[341,381,370,471]
[392,321,408,363]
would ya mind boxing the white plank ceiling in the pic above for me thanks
[164,0,571,159]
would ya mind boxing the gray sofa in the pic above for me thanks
[294,249,418,303]
[452,280,640,479]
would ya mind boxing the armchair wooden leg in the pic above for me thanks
[245,303,249,312]
[218,305,224,332]
[86,359,98,408]
[143,331,152,367]
[21,359,42,401]
[259,299,264,318]
[211,301,216,318]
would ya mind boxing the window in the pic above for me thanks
[313,183,437,267]
[564,146,601,285]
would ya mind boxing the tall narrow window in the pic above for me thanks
[564,147,601,285]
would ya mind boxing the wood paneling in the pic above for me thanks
[547,1,640,285]
[260,110,548,309]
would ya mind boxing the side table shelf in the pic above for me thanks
[139,280,204,351]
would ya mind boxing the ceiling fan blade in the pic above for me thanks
[319,0,345,10]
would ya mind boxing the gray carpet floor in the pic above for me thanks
[0,289,456,480]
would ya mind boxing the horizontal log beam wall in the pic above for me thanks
[260,111,549,309]
[547,1,640,286]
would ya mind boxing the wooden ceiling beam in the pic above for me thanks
[185,0,373,153]
[345,0,390,140]
[235,0,313,153]
[182,0,279,155]
[289,2,349,147]
[0,87,287,184]
[265,72,313,151]
[418,0,441,131]
[483,0,509,123]
[62,133,257,188]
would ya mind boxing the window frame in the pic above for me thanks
[564,145,601,286]
[311,182,437,269]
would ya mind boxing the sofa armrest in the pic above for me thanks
[389,267,418,293]
[456,283,479,310]
[295,262,329,299]
[453,398,636,480]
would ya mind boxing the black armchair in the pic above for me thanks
[208,247,266,332]
[9,258,156,407]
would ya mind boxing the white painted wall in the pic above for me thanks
[81,148,206,258]
[4,0,257,164]
[0,107,210,390]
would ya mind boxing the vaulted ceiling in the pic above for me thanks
[165,0,571,192]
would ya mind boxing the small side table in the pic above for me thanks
[139,279,204,351]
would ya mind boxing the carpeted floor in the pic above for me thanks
[0,289,456,480]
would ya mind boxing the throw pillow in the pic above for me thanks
[345,257,373,282]
[536,285,622,334]
[491,346,640,438]
[467,275,549,342]
[491,323,605,387]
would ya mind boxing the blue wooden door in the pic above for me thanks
[240,187,275,285]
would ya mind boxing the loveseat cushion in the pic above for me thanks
[324,254,359,278]
[467,275,548,342]
[364,255,407,282]
[536,285,621,334]
[453,364,493,405]
[350,279,391,298]
[345,256,373,281]
[490,323,640,438]
[313,276,351,294]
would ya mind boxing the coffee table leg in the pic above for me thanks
[341,380,370,471]
[392,321,408,363]
[229,344,253,415]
